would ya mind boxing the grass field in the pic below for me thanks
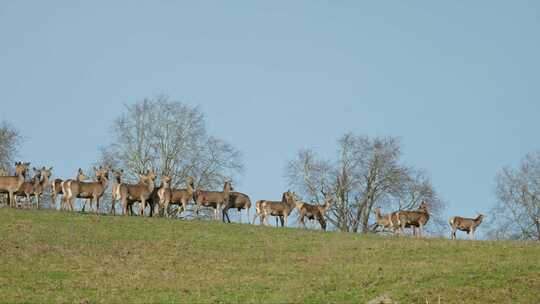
[0,208,539,303]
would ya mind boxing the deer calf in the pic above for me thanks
[449,214,484,240]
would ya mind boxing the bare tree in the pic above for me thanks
[0,121,21,173]
[286,133,446,233]
[488,151,540,241]
[99,96,243,215]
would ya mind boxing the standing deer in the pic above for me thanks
[109,169,124,215]
[167,176,196,218]
[449,214,485,240]
[62,166,110,214]
[395,201,430,237]
[255,191,298,227]
[374,207,401,233]
[194,181,233,220]
[14,168,41,208]
[157,175,172,217]
[54,169,88,210]
[33,167,52,208]
[222,191,252,223]
[0,162,30,208]
[296,194,333,230]
[117,170,157,216]
[15,167,52,209]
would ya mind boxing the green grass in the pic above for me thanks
[0,208,539,303]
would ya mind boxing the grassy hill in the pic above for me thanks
[0,208,539,303]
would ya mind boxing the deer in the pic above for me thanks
[15,167,52,209]
[255,191,298,227]
[374,207,402,233]
[33,167,52,208]
[194,180,233,220]
[14,168,40,208]
[110,169,125,215]
[222,191,251,223]
[54,169,88,210]
[157,175,172,217]
[449,214,485,240]
[117,170,157,216]
[395,201,430,237]
[0,162,30,208]
[62,166,110,214]
[166,176,196,218]
[296,194,333,230]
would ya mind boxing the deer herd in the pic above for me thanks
[0,161,484,239]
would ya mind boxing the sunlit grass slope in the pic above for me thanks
[0,208,539,303]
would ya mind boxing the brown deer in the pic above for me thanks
[62,166,110,214]
[255,191,298,227]
[167,176,196,218]
[449,214,485,240]
[54,169,88,210]
[157,175,172,217]
[15,167,52,208]
[194,180,233,220]
[110,169,124,215]
[296,194,333,230]
[14,168,41,208]
[117,170,157,216]
[395,201,430,237]
[222,191,252,223]
[0,162,30,207]
[374,207,401,233]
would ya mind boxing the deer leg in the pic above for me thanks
[164,200,170,218]
[95,197,100,215]
[110,198,116,215]
[140,199,146,216]
[222,207,230,223]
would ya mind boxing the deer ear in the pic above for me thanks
[49,167,53,171]
[25,162,30,166]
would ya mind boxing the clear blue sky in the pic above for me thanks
[1,1,539,223]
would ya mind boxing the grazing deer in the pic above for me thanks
[117,170,157,216]
[0,162,30,208]
[167,176,196,217]
[194,181,233,220]
[222,191,252,223]
[157,175,172,217]
[296,194,333,230]
[449,214,485,240]
[255,191,298,227]
[395,201,430,237]
[62,166,110,214]
[54,169,88,210]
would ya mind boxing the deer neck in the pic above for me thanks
[223,184,231,200]
[187,183,194,196]
[147,179,155,192]
[40,174,50,189]
[17,172,26,187]
[321,201,332,213]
